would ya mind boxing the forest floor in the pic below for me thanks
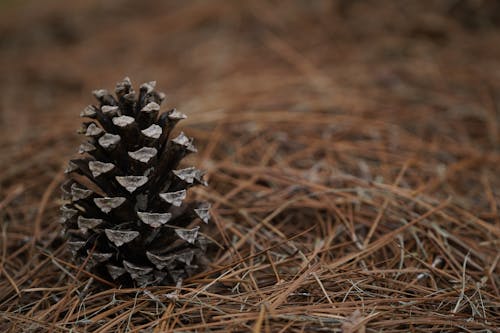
[0,0,499,331]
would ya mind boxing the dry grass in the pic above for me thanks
[0,0,499,331]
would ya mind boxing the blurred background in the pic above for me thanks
[1,0,499,144]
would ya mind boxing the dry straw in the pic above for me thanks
[0,0,499,332]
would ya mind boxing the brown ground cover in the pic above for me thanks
[0,0,499,331]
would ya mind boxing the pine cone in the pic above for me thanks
[60,77,210,287]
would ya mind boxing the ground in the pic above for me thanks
[0,0,499,332]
